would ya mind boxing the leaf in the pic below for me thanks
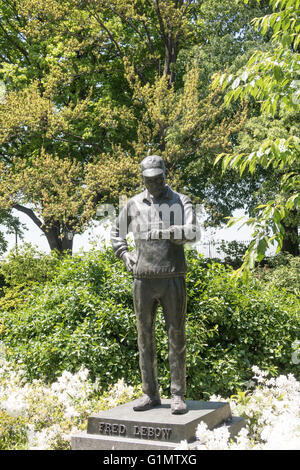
[241,71,249,82]
[261,15,271,35]
[222,154,235,172]
[286,193,300,210]
[230,153,246,169]
[214,152,227,166]
[224,90,235,107]
[273,65,283,82]
[232,77,240,90]
[211,74,221,90]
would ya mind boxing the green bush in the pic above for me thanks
[185,251,299,397]
[256,254,300,297]
[1,249,139,387]
[0,247,299,399]
[0,244,60,289]
[0,410,28,450]
[216,239,249,268]
[0,244,62,315]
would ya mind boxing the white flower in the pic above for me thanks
[1,357,300,451]
[175,440,190,450]
[278,142,287,153]
[195,421,212,444]
[195,422,230,450]
[262,413,300,450]
[209,394,227,402]
[64,406,80,420]
[30,424,65,450]
[229,427,252,450]
[1,391,29,418]
[51,367,94,407]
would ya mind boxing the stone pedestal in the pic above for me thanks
[71,399,245,450]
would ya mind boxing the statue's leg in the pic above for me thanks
[133,278,160,400]
[160,276,187,408]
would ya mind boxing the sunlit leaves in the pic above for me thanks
[213,0,300,274]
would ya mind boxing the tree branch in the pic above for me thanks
[85,3,147,83]
[0,21,31,65]
[154,0,168,44]
[109,5,157,57]
[85,4,124,59]
[141,19,156,55]
[0,152,13,164]
[12,204,45,230]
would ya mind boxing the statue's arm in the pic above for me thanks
[169,195,197,245]
[111,203,136,272]
[146,195,197,244]
[110,203,130,259]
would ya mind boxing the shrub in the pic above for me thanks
[0,243,60,288]
[0,248,299,399]
[184,251,299,397]
[0,410,28,450]
[0,359,142,450]
[178,367,300,450]
[216,240,249,268]
[1,249,139,387]
[0,244,61,311]
[256,254,300,297]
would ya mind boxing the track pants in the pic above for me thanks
[133,276,186,397]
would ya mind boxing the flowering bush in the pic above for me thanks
[0,358,142,450]
[1,248,299,400]
[177,366,300,450]
[1,356,299,450]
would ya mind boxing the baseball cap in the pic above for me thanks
[140,155,166,177]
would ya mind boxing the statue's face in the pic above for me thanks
[143,173,166,198]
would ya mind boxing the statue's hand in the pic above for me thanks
[122,252,136,272]
[146,228,172,240]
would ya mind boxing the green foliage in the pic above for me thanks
[0,244,61,312]
[184,250,299,397]
[0,243,60,287]
[216,240,249,267]
[0,362,142,450]
[1,248,139,387]
[213,0,300,274]
[0,248,299,400]
[0,410,28,450]
[0,209,26,256]
[256,254,300,296]
[0,0,277,250]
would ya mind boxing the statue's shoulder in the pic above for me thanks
[125,190,146,206]
[168,187,192,205]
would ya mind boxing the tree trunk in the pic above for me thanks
[164,37,178,84]
[281,214,299,256]
[44,226,73,254]
[13,205,74,254]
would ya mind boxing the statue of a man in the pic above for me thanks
[111,155,196,414]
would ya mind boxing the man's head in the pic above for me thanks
[140,155,166,198]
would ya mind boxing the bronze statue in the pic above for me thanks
[111,155,196,414]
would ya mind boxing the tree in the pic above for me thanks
[158,0,274,226]
[0,0,141,252]
[0,148,141,253]
[121,0,273,226]
[213,0,300,273]
[0,0,243,249]
[0,209,25,256]
[0,0,278,252]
